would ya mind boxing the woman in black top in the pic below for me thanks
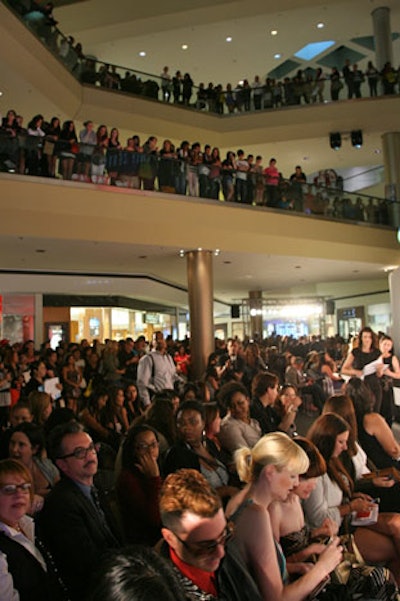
[341,326,382,411]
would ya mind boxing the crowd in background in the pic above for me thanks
[0,109,390,224]
[1,327,400,599]
[5,0,400,116]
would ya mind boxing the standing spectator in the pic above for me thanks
[160,66,172,102]
[252,75,264,110]
[263,158,280,207]
[182,73,193,105]
[198,144,212,198]
[366,61,379,97]
[175,140,190,195]
[290,165,307,212]
[330,67,342,101]
[235,149,249,203]
[352,64,364,98]
[172,71,182,103]
[188,142,201,197]
[342,58,353,98]
[137,336,181,408]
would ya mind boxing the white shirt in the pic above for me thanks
[0,515,46,601]
[137,351,179,406]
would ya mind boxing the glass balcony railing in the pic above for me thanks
[4,0,400,116]
[0,130,397,228]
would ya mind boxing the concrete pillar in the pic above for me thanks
[249,290,263,339]
[372,7,393,71]
[186,250,214,379]
[382,132,400,226]
[389,268,400,353]
[34,293,43,348]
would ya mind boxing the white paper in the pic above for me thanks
[44,377,62,400]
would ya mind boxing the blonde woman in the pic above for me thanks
[226,432,342,601]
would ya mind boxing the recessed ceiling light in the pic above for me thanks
[317,22,325,29]
[224,260,232,264]
[139,51,146,57]
[238,80,244,85]
[179,249,185,258]
[181,44,188,50]
[138,255,147,259]
[274,53,282,59]
[226,36,232,42]
[35,249,46,253]
[0,91,3,96]
[271,30,278,36]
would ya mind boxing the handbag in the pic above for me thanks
[331,533,364,585]
[333,533,399,601]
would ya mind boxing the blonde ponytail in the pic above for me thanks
[235,446,253,483]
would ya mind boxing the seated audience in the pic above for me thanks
[217,382,261,454]
[9,422,59,500]
[116,425,162,545]
[225,432,342,600]
[38,421,121,600]
[159,468,263,601]
[304,412,400,584]
[87,545,187,601]
[0,458,66,601]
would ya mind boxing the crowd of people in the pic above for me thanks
[0,108,390,224]
[5,0,400,117]
[1,326,400,599]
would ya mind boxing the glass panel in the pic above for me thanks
[0,132,396,227]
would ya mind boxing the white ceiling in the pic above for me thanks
[0,233,392,311]
[56,0,400,85]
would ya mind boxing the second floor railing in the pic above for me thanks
[4,0,400,117]
[0,130,396,229]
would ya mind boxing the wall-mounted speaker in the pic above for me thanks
[231,304,240,319]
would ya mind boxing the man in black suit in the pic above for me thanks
[38,421,120,600]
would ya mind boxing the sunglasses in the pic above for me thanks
[172,523,234,556]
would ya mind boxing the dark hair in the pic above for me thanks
[11,422,45,456]
[307,413,352,495]
[204,402,219,430]
[87,545,187,601]
[293,437,326,478]
[48,420,85,461]
[323,394,358,455]
[217,381,248,414]
[177,400,205,422]
[345,377,374,420]
[251,372,279,399]
[121,425,159,471]
[358,326,377,350]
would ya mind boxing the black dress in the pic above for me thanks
[352,348,382,412]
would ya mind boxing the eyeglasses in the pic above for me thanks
[0,482,32,495]
[135,440,159,451]
[282,393,297,399]
[58,442,100,460]
[172,523,234,556]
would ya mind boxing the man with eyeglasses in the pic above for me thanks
[159,469,262,601]
[38,421,121,600]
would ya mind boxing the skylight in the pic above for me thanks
[294,41,335,61]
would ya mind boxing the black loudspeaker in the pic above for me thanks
[325,300,335,315]
[330,132,341,150]
[351,130,363,148]
[231,304,240,319]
